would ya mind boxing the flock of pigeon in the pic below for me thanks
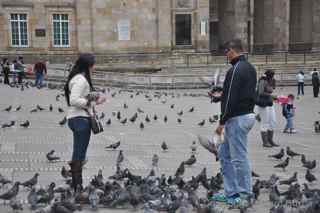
[0,81,319,213]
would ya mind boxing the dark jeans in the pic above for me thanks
[297,82,304,95]
[17,72,24,84]
[4,72,10,84]
[68,116,91,161]
[313,85,319,97]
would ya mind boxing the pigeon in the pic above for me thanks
[188,107,194,112]
[253,179,261,200]
[274,157,290,171]
[2,121,15,128]
[46,150,60,162]
[164,115,168,123]
[120,118,127,124]
[305,170,317,183]
[116,150,124,166]
[209,117,216,123]
[4,105,12,112]
[175,162,185,177]
[0,174,12,185]
[105,141,121,150]
[177,110,183,116]
[269,148,285,160]
[0,182,20,201]
[286,146,301,158]
[137,108,144,113]
[106,119,111,125]
[88,186,100,210]
[177,118,182,123]
[140,122,144,130]
[30,108,37,113]
[21,173,39,188]
[99,112,105,120]
[49,104,53,112]
[153,114,158,121]
[20,120,30,128]
[123,103,128,109]
[161,141,168,151]
[170,104,175,109]
[58,108,64,113]
[59,117,67,126]
[198,120,205,126]
[279,172,298,185]
[61,166,71,179]
[129,113,138,123]
[9,198,23,212]
[37,105,45,111]
[184,155,196,166]
[152,154,159,167]
[301,155,316,170]
[269,185,281,203]
[190,141,197,153]
[117,111,121,120]
[145,115,151,123]
[314,121,320,133]
[15,105,21,111]
[251,171,260,178]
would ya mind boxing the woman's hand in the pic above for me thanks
[96,95,106,105]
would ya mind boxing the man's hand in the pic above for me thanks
[215,125,224,136]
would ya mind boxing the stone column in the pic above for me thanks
[157,0,171,51]
[197,0,210,52]
[234,0,248,51]
[75,0,94,52]
[312,0,320,50]
[273,0,290,51]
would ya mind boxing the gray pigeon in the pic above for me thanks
[0,182,20,201]
[21,173,39,188]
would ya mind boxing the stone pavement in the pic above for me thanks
[0,82,319,213]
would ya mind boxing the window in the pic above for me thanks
[10,14,28,47]
[52,14,69,47]
[175,14,192,46]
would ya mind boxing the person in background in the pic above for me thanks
[311,68,319,98]
[296,70,305,96]
[64,53,106,191]
[16,56,25,84]
[1,58,10,85]
[282,94,297,133]
[33,59,47,88]
[256,70,279,148]
[11,59,17,84]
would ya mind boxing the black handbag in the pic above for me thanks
[255,93,273,107]
[87,106,104,134]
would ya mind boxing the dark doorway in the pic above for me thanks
[209,21,219,53]
[175,14,192,46]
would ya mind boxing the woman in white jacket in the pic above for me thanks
[64,53,105,191]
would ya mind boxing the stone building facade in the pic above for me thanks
[0,0,319,56]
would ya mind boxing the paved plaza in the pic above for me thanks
[0,82,319,213]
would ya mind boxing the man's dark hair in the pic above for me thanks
[314,68,317,71]
[224,39,243,52]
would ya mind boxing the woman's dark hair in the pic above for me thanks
[265,69,275,79]
[64,53,95,106]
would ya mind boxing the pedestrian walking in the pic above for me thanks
[296,70,305,96]
[311,68,319,98]
[33,59,47,88]
[11,59,17,84]
[1,58,10,85]
[16,56,25,84]
[64,53,106,191]
[206,39,257,207]
[256,70,279,148]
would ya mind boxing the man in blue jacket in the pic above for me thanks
[209,39,257,206]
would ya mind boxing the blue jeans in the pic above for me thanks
[298,82,304,95]
[218,114,255,197]
[285,117,293,129]
[68,117,91,161]
[35,72,44,87]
